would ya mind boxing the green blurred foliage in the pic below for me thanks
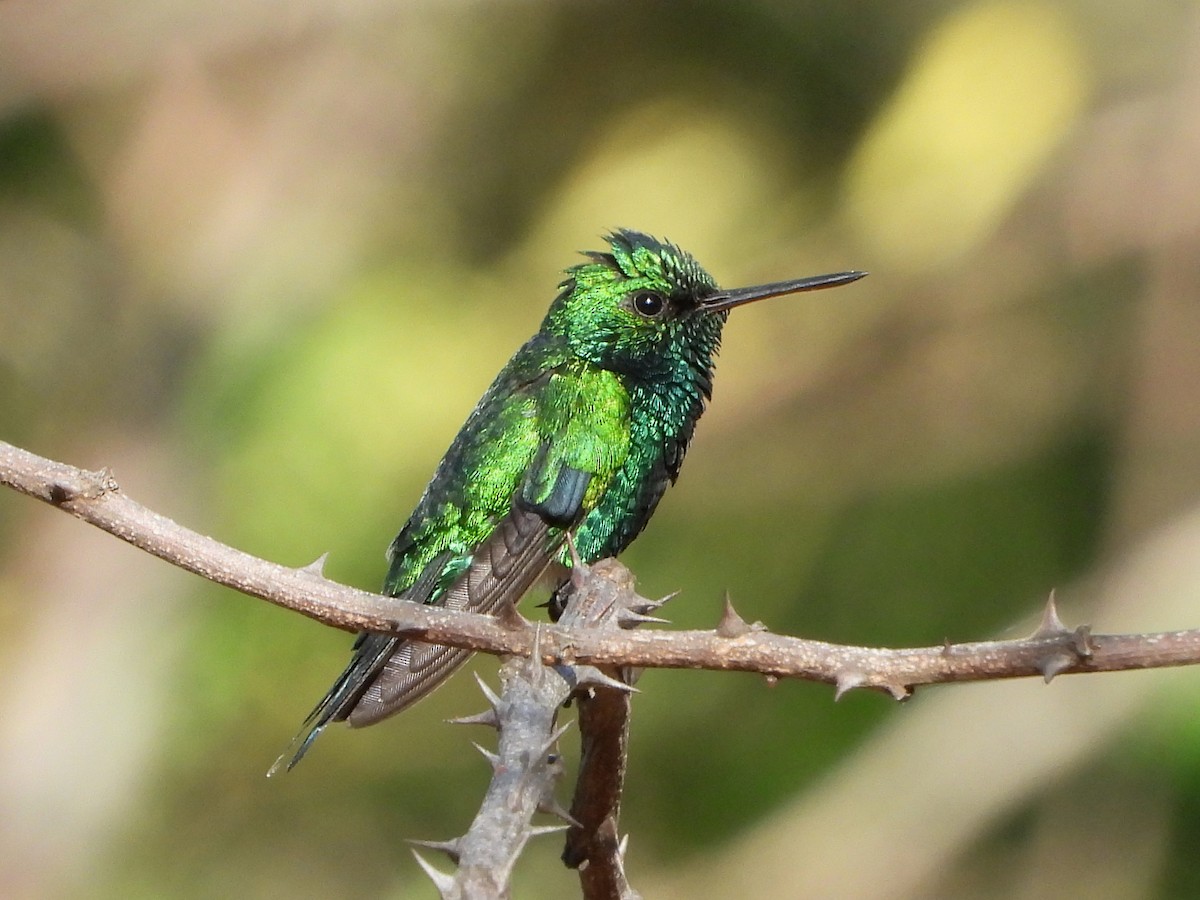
[2,1,1199,898]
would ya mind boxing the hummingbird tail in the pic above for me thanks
[266,634,398,777]
[345,641,475,726]
[269,501,562,774]
[346,502,564,726]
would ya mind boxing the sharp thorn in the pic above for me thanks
[595,815,619,843]
[571,665,637,693]
[1032,589,1069,638]
[538,796,582,828]
[834,671,867,701]
[616,609,670,628]
[525,624,545,683]
[529,824,569,838]
[625,592,676,615]
[651,589,680,608]
[471,742,501,770]
[300,552,330,576]
[886,682,912,701]
[539,721,573,758]
[495,598,528,632]
[473,672,502,710]
[565,532,583,569]
[410,850,456,897]
[1039,650,1075,683]
[716,592,762,638]
[446,709,500,729]
[407,837,463,864]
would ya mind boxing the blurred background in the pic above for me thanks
[2,1,1200,897]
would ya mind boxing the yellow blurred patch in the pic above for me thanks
[843,0,1088,272]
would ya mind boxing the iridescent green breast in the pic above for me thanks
[382,337,637,600]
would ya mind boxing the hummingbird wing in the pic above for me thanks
[268,496,566,775]
[345,459,592,728]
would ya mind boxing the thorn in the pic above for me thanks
[716,592,762,638]
[1031,590,1093,675]
[473,672,502,710]
[1039,650,1075,683]
[407,836,463,864]
[598,816,624,855]
[1032,589,1069,638]
[763,674,779,688]
[538,795,582,828]
[886,682,912,701]
[446,708,500,729]
[524,625,545,684]
[300,552,330,576]
[941,638,954,657]
[529,824,569,839]
[616,608,670,629]
[625,591,678,616]
[539,721,573,758]
[471,742,501,771]
[652,590,680,608]
[411,850,456,897]
[571,665,638,694]
[834,671,867,701]
[565,532,583,569]
[495,597,528,632]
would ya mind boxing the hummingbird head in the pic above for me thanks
[544,229,864,388]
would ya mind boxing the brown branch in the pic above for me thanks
[4,438,1200,698]
[565,685,636,900]
[557,560,648,900]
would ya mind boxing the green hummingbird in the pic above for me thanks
[271,230,864,773]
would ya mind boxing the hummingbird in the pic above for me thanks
[270,230,864,774]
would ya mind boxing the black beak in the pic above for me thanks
[700,270,867,312]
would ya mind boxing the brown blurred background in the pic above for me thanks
[2,2,1200,897]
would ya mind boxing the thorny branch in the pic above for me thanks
[411,642,575,899]
[414,561,652,900]
[5,440,1200,695]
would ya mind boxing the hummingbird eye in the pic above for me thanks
[630,290,666,318]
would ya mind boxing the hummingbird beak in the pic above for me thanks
[700,270,867,312]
